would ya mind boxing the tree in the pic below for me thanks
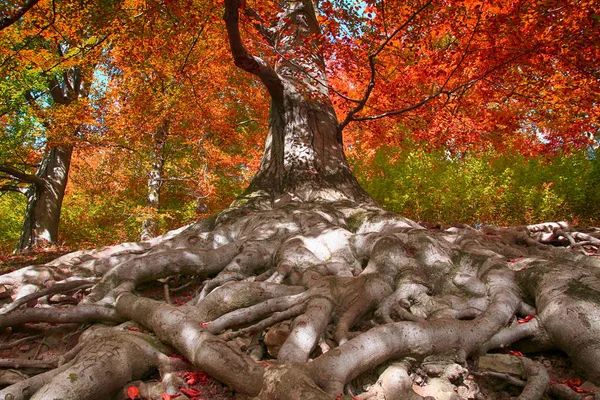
[0,0,110,251]
[0,1,599,399]
[0,65,88,251]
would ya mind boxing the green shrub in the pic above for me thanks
[0,193,26,252]
[351,142,600,226]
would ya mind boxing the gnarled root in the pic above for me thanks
[1,201,599,399]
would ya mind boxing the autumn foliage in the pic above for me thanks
[1,0,598,249]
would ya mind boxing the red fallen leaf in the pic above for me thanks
[517,315,536,324]
[507,350,524,357]
[199,322,210,327]
[555,378,594,394]
[126,386,140,399]
[126,327,140,332]
[261,361,270,367]
[297,273,301,276]
[181,387,202,397]
[564,378,582,386]
[184,371,209,385]
[507,259,518,263]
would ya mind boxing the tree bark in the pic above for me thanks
[225,0,370,203]
[140,121,168,241]
[18,145,73,251]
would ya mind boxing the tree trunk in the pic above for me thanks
[140,121,168,241]
[227,0,370,204]
[18,145,73,251]
[246,83,370,203]
[15,66,86,251]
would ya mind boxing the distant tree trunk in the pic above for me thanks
[18,145,73,250]
[1,66,86,252]
[140,121,168,241]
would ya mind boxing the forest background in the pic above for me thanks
[1,0,599,253]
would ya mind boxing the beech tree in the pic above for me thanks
[0,1,599,400]
[0,65,87,251]
[0,0,108,251]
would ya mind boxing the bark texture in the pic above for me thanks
[0,203,599,400]
[17,145,73,250]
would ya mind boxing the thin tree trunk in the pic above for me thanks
[141,121,168,241]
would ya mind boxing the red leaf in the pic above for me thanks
[199,322,210,327]
[126,386,140,399]
[507,350,524,357]
[261,361,270,367]
[184,371,209,385]
[126,327,140,332]
[517,315,536,324]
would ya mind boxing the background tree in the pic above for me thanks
[0,1,599,400]
[0,0,105,250]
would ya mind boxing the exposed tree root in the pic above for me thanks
[1,200,599,399]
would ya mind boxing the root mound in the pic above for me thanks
[1,199,599,400]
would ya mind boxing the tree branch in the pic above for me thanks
[223,0,282,99]
[180,23,207,75]
[0,0,39,31]
[350,46,538,123]
[338,0,433,132]
[0,185,28,195]
[0,165,43,186]
[242,5,275,46]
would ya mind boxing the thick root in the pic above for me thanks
[1,201,599,400]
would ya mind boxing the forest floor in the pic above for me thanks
[1,224,599,400]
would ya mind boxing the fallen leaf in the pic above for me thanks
[517,315,536,324]
[126,386,140,399]
[184,371,209,385]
